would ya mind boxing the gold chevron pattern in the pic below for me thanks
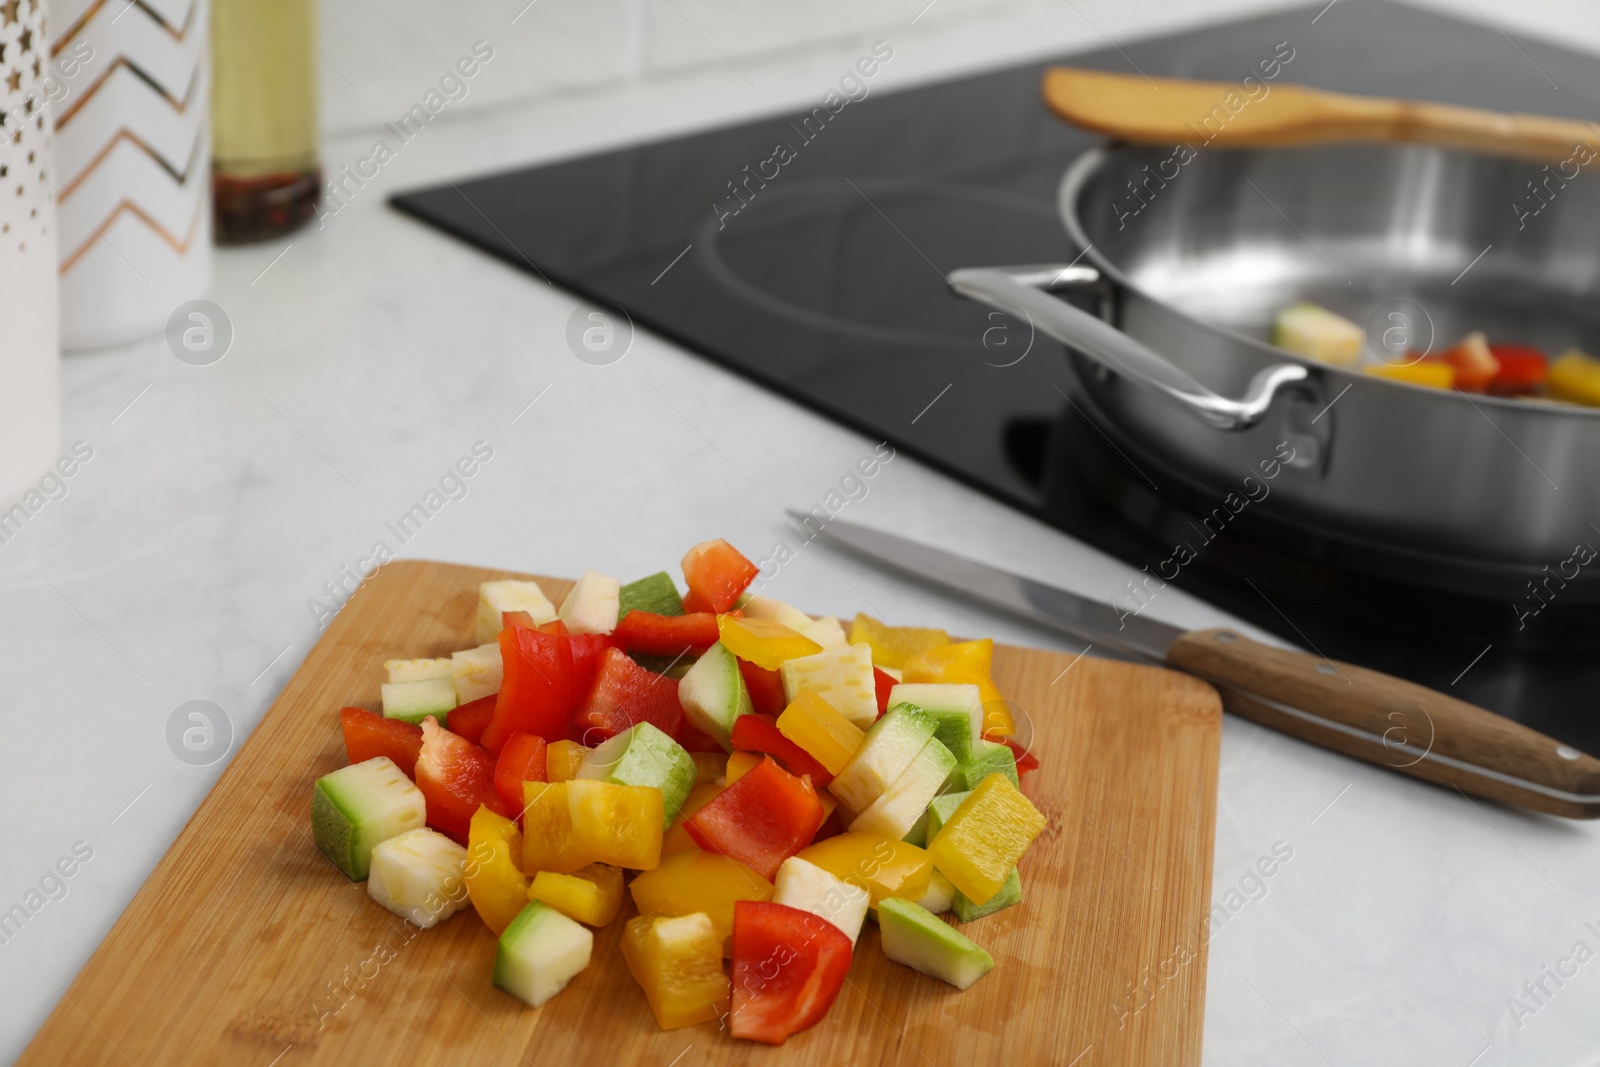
[56,122,201,198]
[58,188,202,271]
[55,47,202,130]
[51,0,207,346]
[51,0,197,61]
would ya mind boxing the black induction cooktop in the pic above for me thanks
[392,0,1600,752]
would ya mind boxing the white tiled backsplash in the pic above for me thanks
[319,0,1600,137]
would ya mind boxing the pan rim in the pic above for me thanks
[1057,143,1600,421]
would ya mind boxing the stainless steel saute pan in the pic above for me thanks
[950,142,1600,570]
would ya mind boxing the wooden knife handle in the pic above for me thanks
[1165,628,1600,818]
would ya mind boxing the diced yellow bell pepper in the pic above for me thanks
[621,912,730,1030]
[545,739,588,783]
[630,850,773,949]
[776,690,864,775]
[1546,349,1600,406]
[662,780,724,857]
[902,639,1014,738]
[717,615,822,670]
[522,779,663,874]
[463,805,530,935]
[1363,361,1455,390]
[847,613,951,671]
[691,751,727,785]
[903,637,991,685]
[725,750,762,784]
[527,863,624,926]
[794,832,933,910]
[927,772,1046,906]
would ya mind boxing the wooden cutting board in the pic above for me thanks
[21,560,1222,1066]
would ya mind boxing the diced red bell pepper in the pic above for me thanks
[684,756,825,880]
[730,714,833,786]
[493,732,548,818]
[681,540,759,614]
[481,623,576,753]
[571,646,685,745]
[1488,344,1549,397]
[446,694,497,745]
[611,610,719,657]
[339,707,422,778]
[569,633,617,693]
[1001,739,1040,783]
[675,719,725,754]
[416,717,503,843]
[539,618,616,694]
[872,668,896,718]
[681,589,715,615]
[730,901,853,1045]
[502,609,539,631]
[739,659,787,717]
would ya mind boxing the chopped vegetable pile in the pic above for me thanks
[310,539,1046,1044]
[1272,302,1600,406]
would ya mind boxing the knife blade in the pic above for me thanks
[798,513,1600,819]
[796,513,1183,664]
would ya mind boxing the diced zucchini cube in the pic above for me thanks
[677,642,752,752]
[494,901,594,1007]
[576,722,697,828]
[878,897,994,990]
[889,683,981,761]
[915,869,957,915]
[558,570,621,635]
[385,657,452,683]
[619,572,685,618]
[367,827,470,928]
[780,643,878,728]
[798,616,848,651]
[828,705,937,814]
[381,677,457,724]
[451,643,503,704]
[902,808,931,848]
[952,868,1022,921]
[773,856,870,945]
[849,737,957,840]
[476,579,557,643]
[950,741,1018,791]
[925,789,970,841]
[311,756,427,881]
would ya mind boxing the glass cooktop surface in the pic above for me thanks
[393,0,1600,751]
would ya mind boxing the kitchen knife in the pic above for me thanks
[800,513,1600,819]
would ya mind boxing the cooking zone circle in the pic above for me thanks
[697,177,1062,353]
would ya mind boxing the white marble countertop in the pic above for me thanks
[6,5,1600,1064]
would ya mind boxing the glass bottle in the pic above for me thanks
[211,0,320,243]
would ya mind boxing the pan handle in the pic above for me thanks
[948,264,1309,431]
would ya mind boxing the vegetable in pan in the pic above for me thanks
[1273,301,1600,406]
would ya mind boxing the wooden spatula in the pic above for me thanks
[1042,66,1600,163]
